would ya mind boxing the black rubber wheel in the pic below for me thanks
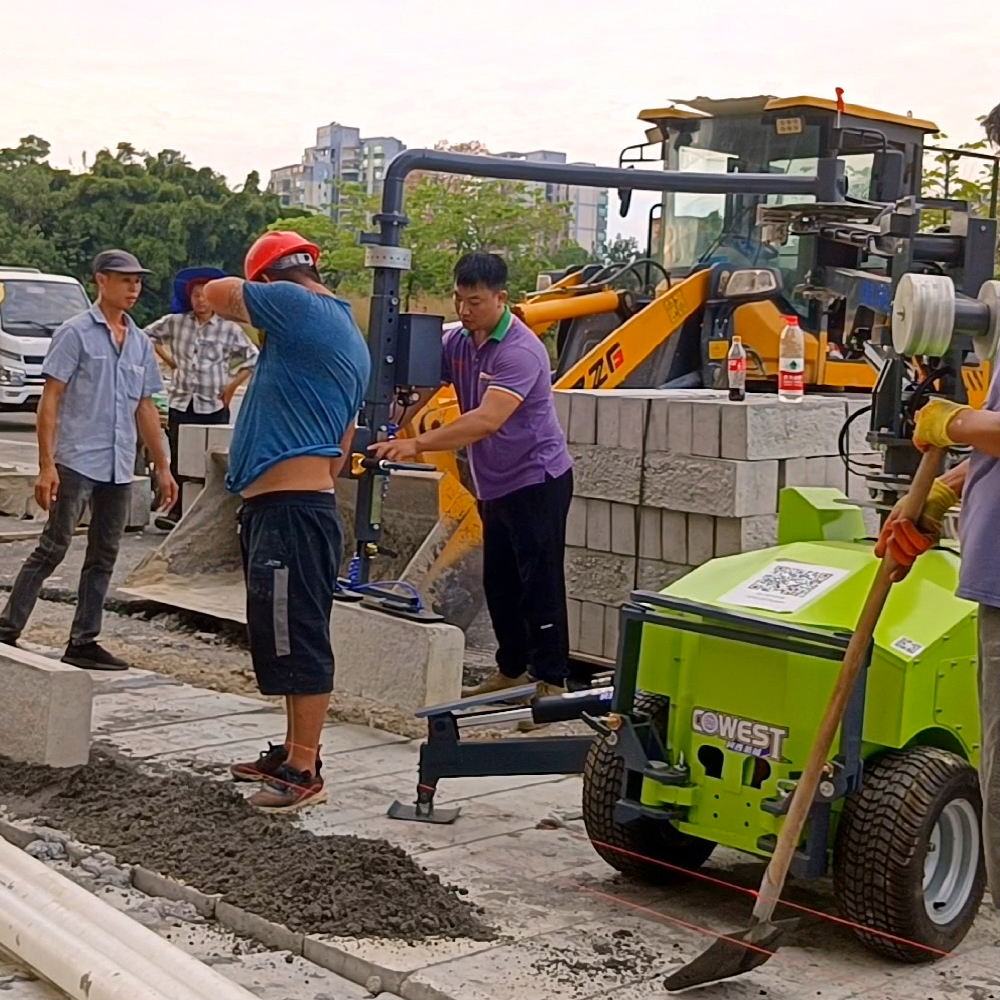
[582,694,715,883]
[834,746,986,962]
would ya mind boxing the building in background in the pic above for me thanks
[269,131,606,253]
[497,149,609,255]
[269,123,405,218]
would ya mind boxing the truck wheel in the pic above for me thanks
[834,746,986,961]
[582,694,715,883]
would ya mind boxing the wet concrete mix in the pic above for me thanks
[0,750,494,942]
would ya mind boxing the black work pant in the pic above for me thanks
[0,465,130,646]
[479,470,573,686]
[167,402,230,519]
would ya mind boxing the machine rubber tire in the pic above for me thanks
[833,746,986,962]
[582,694,715,883]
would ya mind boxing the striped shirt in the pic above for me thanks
[144,311,258,414]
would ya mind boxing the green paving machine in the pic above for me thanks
[383,131,997,966]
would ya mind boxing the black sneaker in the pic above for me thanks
[154,514,178,532]
[0,630,19,648]
[62,642,130,671]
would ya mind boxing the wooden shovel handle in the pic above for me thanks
[752,447,944,922]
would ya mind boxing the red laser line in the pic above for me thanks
[588,838,950,958]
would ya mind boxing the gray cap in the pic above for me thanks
[92,249,151,275]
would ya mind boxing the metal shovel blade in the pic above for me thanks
[663,917,799,992]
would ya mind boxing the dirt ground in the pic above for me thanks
[0,749,492,942]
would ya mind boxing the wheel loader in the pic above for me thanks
[122,93,1000,637]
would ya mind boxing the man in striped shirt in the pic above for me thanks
[144,266,258,525]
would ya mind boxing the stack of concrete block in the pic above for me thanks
[177,424,235,512]
[557,389,881,661]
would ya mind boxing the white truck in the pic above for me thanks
[0,266,90,410]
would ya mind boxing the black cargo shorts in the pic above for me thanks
[238,491,342,696]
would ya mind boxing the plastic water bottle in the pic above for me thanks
[727,336,747,402]
[778,315,805,403]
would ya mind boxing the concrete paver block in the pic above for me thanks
[826,455,847,491]
[618,396,647,451]
[686,513,715,566]
[780,457,809,488]
[603,605,620,660]
[661,510,687,564]
[0,645,92,767]
[805,456,828,487]
[566,496,587,548]
[585,499,611,552]
[645,396,670,453]
[611,503,637,556]
[667,402,693,454]
[564,548,635,605]
[553,390,571,435]
[643,454,779,517]
[714,514,779,556]
[567,391,597,444]
[845,395,872,454]
[637,559,689,593]
[177,424,209,478]
[690,402,721,457]
[206,425,234,456]
[568,443,643,504]
[595,394,620,448]
[577,601,605,656]
[566,598,581,651]
[720,396,844,461]
[638,507,660,560]
[332,602,464,711]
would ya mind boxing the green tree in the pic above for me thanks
[401,175,579,304]
[0,137,287,324]
[601,234,641,265]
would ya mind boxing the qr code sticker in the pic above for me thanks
[746,565,837,599]
[721,560,850,613]
[891,636,924,658]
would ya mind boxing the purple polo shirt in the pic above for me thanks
[441,309,572,501]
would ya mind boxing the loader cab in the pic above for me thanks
[629,96,936,315]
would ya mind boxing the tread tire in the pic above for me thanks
[833,746,986,962]
[582,694,715,883]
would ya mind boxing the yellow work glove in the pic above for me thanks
[913,397,970,450]
[918,478,960,534]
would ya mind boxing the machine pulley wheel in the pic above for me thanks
[891,273,956,357]
[973,280,1000,362]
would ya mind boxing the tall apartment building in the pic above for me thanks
[497,149,609,255]
[269,123,405,217]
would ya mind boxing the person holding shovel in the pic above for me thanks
[875,395,1000,913]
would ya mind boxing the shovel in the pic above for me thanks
[664,446,944,992]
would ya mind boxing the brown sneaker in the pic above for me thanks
[518,681,568,732]
[231,743,323,783]
[461,669,531,699]
[230,742,288,782]
[248,765,327,813]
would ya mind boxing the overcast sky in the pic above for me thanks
[5,0,997,241]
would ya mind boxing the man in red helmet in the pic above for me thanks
[202,232,370,812]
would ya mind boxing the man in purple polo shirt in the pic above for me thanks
[371,252,573,699]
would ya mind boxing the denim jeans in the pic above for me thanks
[0,465,130,646]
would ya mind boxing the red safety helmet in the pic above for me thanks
[244,231,321,282]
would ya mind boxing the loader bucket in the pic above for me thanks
[121,449,486,628]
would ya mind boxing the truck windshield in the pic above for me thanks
[0,280,89,337]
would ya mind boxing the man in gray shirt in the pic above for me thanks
[877,390,1000,914]
[0,250,177,669]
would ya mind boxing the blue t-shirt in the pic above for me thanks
[226,282,370,495]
